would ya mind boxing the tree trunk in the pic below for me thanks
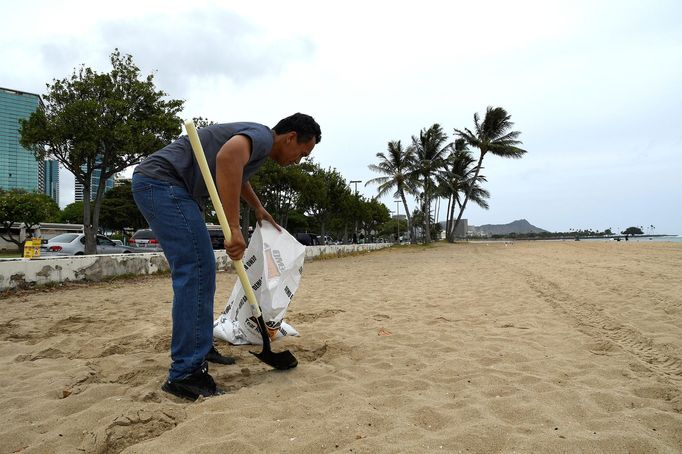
[445,195,451,240]
[452,152,485,240]
[447,198,458,242]
[423,178,431,243]
[82,184,97,255]
[399,190,414,244]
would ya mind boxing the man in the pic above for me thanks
[132,113,321,400]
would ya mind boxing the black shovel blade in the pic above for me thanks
[250,349,298,370]
[249,315,298,370]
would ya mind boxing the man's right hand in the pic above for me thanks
[226,226,246,261]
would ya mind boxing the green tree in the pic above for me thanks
[0,190,60,255]
[366,140,417,243]
[250,159,311,229]
[622,226,643,237]
[299,165,350,239]
[19,49,183,254]
[410,124,450,243]
[452,107,526,236]
[359,197,391,241]
[59,201,86,224]
[99,180,147,232]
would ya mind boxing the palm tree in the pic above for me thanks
[452,107,526,236]
[366,140,416,243]
[436,139,490,242]
[410,124,451,242]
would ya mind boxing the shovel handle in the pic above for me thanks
[184,120,262,318]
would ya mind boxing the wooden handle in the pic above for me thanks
[184,120,262,318]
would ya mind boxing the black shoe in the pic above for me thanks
[162,361,225,401]
[205,344,236,365]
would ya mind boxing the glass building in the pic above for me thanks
[0,87,59,204]
[42,159,60,202]
[74,157,115,202]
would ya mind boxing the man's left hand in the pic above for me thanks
[255,207,282,232]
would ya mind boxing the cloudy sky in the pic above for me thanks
[2,0,681,234]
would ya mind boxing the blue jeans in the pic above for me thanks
[132,173,216,381]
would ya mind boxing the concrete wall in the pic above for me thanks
[0,243,392,291]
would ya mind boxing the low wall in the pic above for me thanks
[0,243,391,291]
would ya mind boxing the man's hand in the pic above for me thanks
[226,226,246,261]
[255,207,282,232]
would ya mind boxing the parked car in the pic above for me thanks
[41,233,136,256]
[208,227,226,250]
[129,229,162,250]
[294,232,321,246]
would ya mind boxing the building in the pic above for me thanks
[0,87,42,192]
[74,157,115,202]
[39,159,60,202]
[0,87,60,204]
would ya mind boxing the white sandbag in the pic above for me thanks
[213,222,305,345]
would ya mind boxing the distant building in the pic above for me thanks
[0,87,60,204]
[74,157,115,201]
[453,219,468,237]
[41,159,60,202]
[438,219,469,238]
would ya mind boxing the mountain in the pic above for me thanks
[473,219,548,235]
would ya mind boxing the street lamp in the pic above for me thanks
[349,180,361,195]
[349,180,362,243]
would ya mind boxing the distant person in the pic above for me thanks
[132,113,321,400]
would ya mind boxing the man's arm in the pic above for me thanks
[240,181,264,211]
[241,181,282,231]
[215,135,251,259]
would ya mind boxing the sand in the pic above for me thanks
[1,241,681,453]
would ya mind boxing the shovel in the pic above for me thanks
[185,120,298,370]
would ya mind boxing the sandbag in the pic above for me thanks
[213,222,306,345]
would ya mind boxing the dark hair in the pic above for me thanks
[273,113,322,144]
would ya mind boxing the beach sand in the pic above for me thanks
[1,241,681,453]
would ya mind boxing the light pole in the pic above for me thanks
[349,180,362,243]
[349,180,362,195]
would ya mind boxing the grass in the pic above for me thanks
[0,251,21,258]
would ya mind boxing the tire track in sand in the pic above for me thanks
[522,270,682,383]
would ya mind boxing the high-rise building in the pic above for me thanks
[0,87,43,192]
[42,160,60,202]
[74,157,115,202]
[0,87,60,204]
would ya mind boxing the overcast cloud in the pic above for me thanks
[2,0,680,234]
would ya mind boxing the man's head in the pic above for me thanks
[271,113,321,166]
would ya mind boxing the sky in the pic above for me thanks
[2,0,681,234]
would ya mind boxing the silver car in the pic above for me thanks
[41,233,135,256]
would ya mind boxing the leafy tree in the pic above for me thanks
[378,217,408,240]
[250,159,311,228]
[452,107,526,237]
[359,197,391,241]
[622,226,643,236]
[99,180,147,232]
[410,124,450,242]
[298,165,350,239]
[59,201,86,224]
[0,190,60,254]
[19,49,183,254]
[366,140,417,243]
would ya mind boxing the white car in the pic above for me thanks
[41,233,135,256]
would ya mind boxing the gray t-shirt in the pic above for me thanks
[135,122,273,206]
